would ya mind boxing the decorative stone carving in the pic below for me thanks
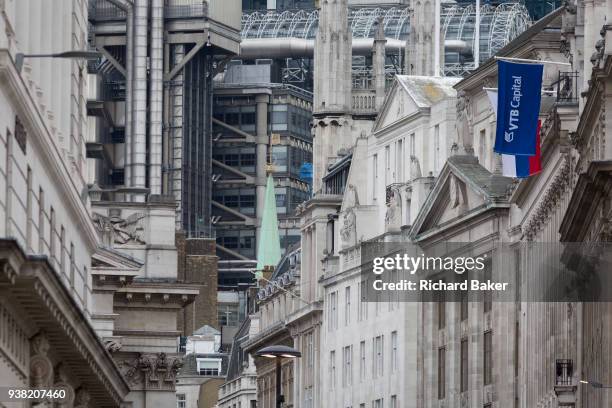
[449,174,466,209]
[117,353,183,390]
[92,209,146,245]
[30,333,53,388]
[104,339,122,353]
[345,184,359,208]
[74,388,91,408]
[340,208,357,248]
[410,155,422,179]
[53,364,76,407]
[385,187,402,232]
[456,90,474,154]
[522,158,572,240]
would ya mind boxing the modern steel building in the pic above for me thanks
[87,0,241,234]
[212,78,312,289]
[239,3,532,88]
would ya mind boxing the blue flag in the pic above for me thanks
[494,60,543,156]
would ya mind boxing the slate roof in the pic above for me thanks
[178,353,229,378]
[225,317,252,381]
[446,155,514,201]
[395,75,461,108]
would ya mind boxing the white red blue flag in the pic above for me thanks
[487,89,542,178]
[493,60,543,156]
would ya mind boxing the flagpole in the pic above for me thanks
[494,56,572,66]
[483,87,557,94]
[475,0,480,69]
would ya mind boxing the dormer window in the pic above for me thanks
[197,358,221,376]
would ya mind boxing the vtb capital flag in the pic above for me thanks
[494,60,543,156]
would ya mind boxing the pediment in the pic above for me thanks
[373,81,420,132]
[92,247,143,273]
[411,156,513,239]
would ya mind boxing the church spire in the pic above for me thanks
[256,174,282,274]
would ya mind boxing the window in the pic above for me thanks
[372,154,378,199]
[359,341,366,381]
[38,187,45,253]
[484,260,492,312]
[328,291,338,331]
[176,393,186,408]
[60,226,65,275]
[69,243,75,288]
[438,300,446,329]
[461,289,469,322]
[438,347,446,399]
[460,339,468,392]
[50,207,56,260]
[479,129,486,165]
[345,286,351,326]
[391,331,398,372]
[26,167,32,251]
[307,331,314,368]
[14,115,27,154]
[514,321,519,377]
[197,358,221,376]
[410,133,416,157]
[396,139,403,181]
[358,280,368,321]
[434,124,440,172]
[484,331,493,385]
[384,145,391,185]
[343,345,352,386]
[390,395,398,408]
[372,399,383,408]
[373,335,384,378]
[330,350,336,388]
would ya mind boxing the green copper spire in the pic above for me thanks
[256,174,282,273]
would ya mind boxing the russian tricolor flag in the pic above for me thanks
[487,89,541,178]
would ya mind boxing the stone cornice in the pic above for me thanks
[559,160,612,242]
[0,239,130,404]
[522,157,572,240]
[0,50,99,249]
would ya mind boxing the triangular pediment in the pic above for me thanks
[92,246,143,272]
[373,80,420,132]
[411,156,513,239]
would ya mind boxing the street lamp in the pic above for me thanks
[255,345,301,408]
[580,380,612,389]
[15,50,102,72]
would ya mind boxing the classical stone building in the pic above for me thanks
[0,0,129,405]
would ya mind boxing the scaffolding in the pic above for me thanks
[241,3,532,76]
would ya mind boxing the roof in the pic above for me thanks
[410,155,514,239]
[193,325,221,336]
[446,155,514,200]
[178,353,229,378]
[395,75,461,108]
[225,317,252,381]
[256,175,282,271]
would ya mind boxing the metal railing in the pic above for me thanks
[101,80,126,101]
[88,0,127,21]
[555,359,573,386]
[165,0,208,18]
[553,71,579,103]
[88,0,208,20]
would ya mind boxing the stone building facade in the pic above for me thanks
[0,0,129,405]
